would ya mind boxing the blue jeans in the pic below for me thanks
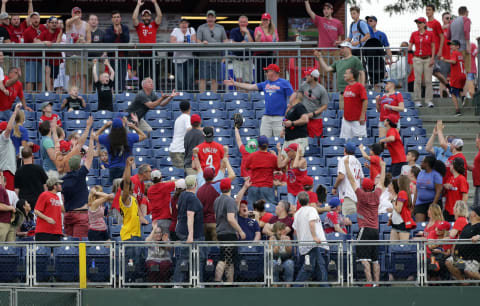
[247,186,277,206]
[109,166,124,184]
[295,247,329,286]
[287,194,297,206]
[273,258,295,283]
[172,234,205,284]
[175,59,194,91]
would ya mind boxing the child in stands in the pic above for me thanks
[359,143,383,182]
[61,86,86,112]
[92,58,115,112]
[38,101,62,127]
[440,40,466,116]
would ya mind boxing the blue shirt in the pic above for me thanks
[256,78,294,116]
[175,191,204,239]
[229,27,255,57]
[348,20,371,48]
[415,170,443,205]
[238,216,260,241]
[433,146,452,164]
[11,125,29,155]
[98,133,139,168]
[40,136,56,172]
[62,165,89,211]
[372,30,389,47]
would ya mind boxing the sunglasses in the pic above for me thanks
[445,17,451,20]
[210,30,214,38]
[308,89,312,98]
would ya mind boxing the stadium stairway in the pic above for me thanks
[418,97,478,204]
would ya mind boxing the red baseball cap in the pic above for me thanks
[303,176,314,186]
[436,221,451,231]
[284,143,299,153]
[386,114,398,124]
[362,178,374,191]
[190,114,201,125]
[263,64,280,73]
[203,167,215,181]
[31,143,40,153]
[220,178,231,192]
[72,7,82,14]
[0,121,7,132]
[261,13,271,20]
[415,17,427,23]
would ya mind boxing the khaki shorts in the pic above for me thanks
[169,152,185,169]
[137,118,152,133]
[66,56,88,75]
[342,197,357,216]
[282,137,308,155]
[446,256,479,273]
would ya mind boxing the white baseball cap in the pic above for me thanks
[151,170,162,180]
[338,41,353,49]
[310,69,320,78]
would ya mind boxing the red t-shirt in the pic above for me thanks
[386,128,406,164]
[239,145,251,178]
[22,24,46,58]
[449,50,466,88]
[451,216,468,238]
[130,174,145,205]
[245,151,278,188]
[442,27,450,59]
[296,190,319,210]
[313,15,344,48]
[148,181,176,221]
[135,22,159,44]
[409,30,434,57]
[324,211,347,234]
[445,175,469,215]
[286,163,307,196]
[426,19,443,55]
[35,191,63,235]
[197,181,220,224]
[7,20,28,43]
[369,155,382,180]
[38,29,62,65]
[379,92,403,122]
[407,52,415,83]
[39,114,62,127]
[343,82,367,121]
[444,153,468,183]
[0,186,11,223]
[260,212,273,223]
[0,77,24,111]
[355,188,382,229]
[424,221,441,238]
[473,150,480,186]
[196,141,225,176]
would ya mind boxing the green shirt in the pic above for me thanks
[330,56,364,92]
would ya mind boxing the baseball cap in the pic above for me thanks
[175,179,186,189]
[46,177,63,187]
[0,121,7,132]
[220,178,231,192]
[415,17,427,23]
[284,143,299,153]
[112,118,123,129]
[436,221,451,231]
[448,40,461,46]
[245,139,259,154]
[48,16,58,23]
[71,7,82,14]
[344,142,356,154]
[141,9,152,16]
[307,68,320,78]
[203,126,214,142]
[185,175,197,189]
[151,169,162,180]
[472,205,480,217]
[303,176,314,186]
[206,10,216,17]
[369,143,384,156]
[384,79,398,86]
[386,114,399,124]
[328,197,341,208]
[323,2,333,8]
[365,16,377,21]
[59,140,71,154]
[257,135,269,147]
[362,178,374,191]
[41,101,53,111]
[452,138,464,149]
[68,155,82,171]
[263,63,280,73]
[338,41,353,48]
[29,12,40,17]
[203,167,215,181]
[261,13,271,20]
[190,114,201,125]
[0,12,9,20]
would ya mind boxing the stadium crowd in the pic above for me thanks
[0,0,479,285]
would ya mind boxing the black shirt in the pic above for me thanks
[89,28,105,58]
[457,222,480,261]
[127,90,158,121]
[14,164,48,210]
[0,26,10,42]
[62,166,89,212]
[184,128,205,168]
[285,103,308,141]
[64,97,83,110]
[94,80,114,111]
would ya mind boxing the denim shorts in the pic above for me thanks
[25,61,42,83]
[199,59,222,81]
[467,73,476,81]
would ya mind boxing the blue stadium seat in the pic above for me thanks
[237,246,264,282]
[308,166,328,176]
[322,136,345,147]
[326,156,342,167]
[197,91,220,101]
[255,110,264,119]
[327,101,339,110]
[214,136,231,146]
[199,100,225,111]
[93,119,111,130]
[228,109,255,119]
[349,137,374,147]
[172,91,193,101]
[213,127,230,137]
[115,92,136,103]
[86,177,99,186]
[306,156,324,166]
[323,117,340,128]
[203,118,228,128]
[142,224,153,238]
[388,244,418,279]
[161,167,184,179]
[153,147,170,157]
[304,145,320,156]
[400,117,422,128]
[224,91,248,101]
[253,100,265,110]
[152,137,171,149]
[323,145,344,157]
[134,155,151,166]
[226,100,252,110]
[401,108,419,117]
[36,92,58,102]
[93,110,114,120]
[65,119,87,131]
[406,145,429,156]
[323,127,339,137]
[144,109,171,120]
[201,109,226,119]
[133,147,150,157]
[241,118,258,128]
[147,118,172,128]
[150,128,173,139]
[313,176,331,187]
[0,246,23,283]
[366,109,379,119]
[322,109,337,118]
[401,126,426,138]
[237,127,257,137]
[251,91,265,101]
[404,136,427,147]
[115,101,132,112]
[23,120,37,130]
[87,245,111,282]
[34,246,53,282]
[64,110,88,120]
[54,246,79,282]
[379,213,390,224]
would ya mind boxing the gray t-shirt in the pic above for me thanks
[127,90,159,120]
[184,128,205,168]
[214,194,238,236]
[0,132,16,174]
[89,28,105,57]
[196,23,227,56]
[299,81,329,119]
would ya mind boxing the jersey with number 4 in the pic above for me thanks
[196,141,225,176]
[449,50,466,89]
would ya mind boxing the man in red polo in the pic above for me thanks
[340,67,367,140]
[0,67,32,114]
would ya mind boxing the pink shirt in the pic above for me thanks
[314,15,344,48]
[254,26,279,42]
[88,205,107,231]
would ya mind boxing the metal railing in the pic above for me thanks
[1,239,477,288]
[1,43,408,94]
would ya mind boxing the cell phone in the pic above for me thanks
[248,212,255,218]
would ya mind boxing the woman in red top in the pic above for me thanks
[391,177,415,241]
[376,79,405,138]
[443,158,469,222]
[417,203,444,239]
[277,143,307,206]
[379,114,406,177]
[449,200,469,239]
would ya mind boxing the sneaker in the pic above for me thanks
[427,101,434,108]
[461,96,466,106]
[455,110,462,117]
[467,92,472,99]
[415,102,422,108]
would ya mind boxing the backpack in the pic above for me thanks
[350,20,375,43]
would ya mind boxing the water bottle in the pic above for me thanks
[305,255,310,266]
[69,34,74,44]
[244,33,249,42]
[185,34,191,43]
[91,259,95,269]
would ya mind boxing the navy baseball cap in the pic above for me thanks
[345,142,356,154]
[257,135,269,147]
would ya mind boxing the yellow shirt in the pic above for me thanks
[120,195,141,241]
